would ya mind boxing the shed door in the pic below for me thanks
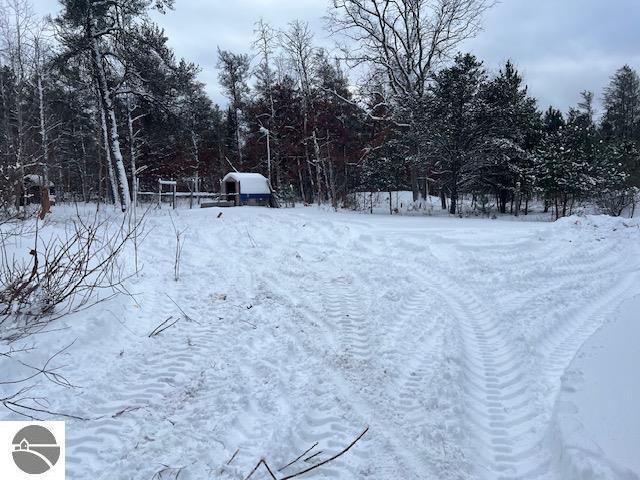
[225,181,237,194]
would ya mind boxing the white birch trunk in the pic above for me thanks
[37,74,48,184]
[99,104,118,205]
[126,95,137,207]
[89,8,131,211]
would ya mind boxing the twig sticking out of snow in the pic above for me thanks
[0,341,91,420]
[243,426,369,480]
[227,448,240,465]
[278,442,319,472]
[148,316,178,337]
[151,465,184,480]
[165,293,200,325]
[168,212,187,282]
[303,451,324,463]
[244,459,278,480]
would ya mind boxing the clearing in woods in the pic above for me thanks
[3,206,639,480]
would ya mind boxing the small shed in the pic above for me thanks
[22,175,56,205]
[222,172,273,206]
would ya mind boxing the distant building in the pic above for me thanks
[22,175,56,206]
[221,172,274,207]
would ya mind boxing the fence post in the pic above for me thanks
[173,182,177,210]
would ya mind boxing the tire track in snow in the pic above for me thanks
[323,275,375,365]
[432,229,638,480]
[318,272,443,479]
[64,255,242,480]
[432,278,542,480]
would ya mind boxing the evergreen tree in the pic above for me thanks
[422,53,488,214]
[361,134,407,214]
[535,106,627,218]
[542,107,565,133]
[601,65,640,186]
[217,49,250,164]
[478,60,541,214]
[602,65,640,142]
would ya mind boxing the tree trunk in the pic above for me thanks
[410,166,420,201]
[449,180,458,215]
[296,157,306,203]
[80,131,89,202]
[98,102,118,205]
[37,71,51,217]
[499,190,509,214]
[312,130,323,203]
[126,95,138,207]
[89,9,130,211]
[235,108,242,165]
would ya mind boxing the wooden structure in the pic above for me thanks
[21,174,56,206]
[221,172,274,207]
[158,179,177,209]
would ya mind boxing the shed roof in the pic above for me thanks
[24,174,54,187]
[223,172,271,195]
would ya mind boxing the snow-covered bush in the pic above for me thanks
[597,187,639,217]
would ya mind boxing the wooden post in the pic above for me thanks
[173,182,177,209]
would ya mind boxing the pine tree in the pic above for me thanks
[535,106,627,218]
[55,0,175,211]
[543,107,565,133]
[217,49,250,165]
[602,65,640,142]
[478,61,541,214]
[361,134,407,215]
[601,65,640,186]
[422,53,488,214]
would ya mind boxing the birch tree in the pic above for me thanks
[55,0,174,212]
[32,28,56,216]
[280,21,323,203]
[253,18,278,184]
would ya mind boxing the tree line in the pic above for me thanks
[0,0,638,217]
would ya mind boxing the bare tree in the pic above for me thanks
[253,18,278,184]
[329,0,493,99]
[253,18,277,123]
[32,26,56,218]
[0,0,36,214]
[329,0,494,200]
[280,21,324,203]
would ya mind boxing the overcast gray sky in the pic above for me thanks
[36,0,640,114]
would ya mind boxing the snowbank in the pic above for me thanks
[553,295,640,480]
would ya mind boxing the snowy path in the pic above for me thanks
[555,296,640,479]
[3,207,638,480]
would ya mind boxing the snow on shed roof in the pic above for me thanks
[24,174,54,187]
[223,172,271,195]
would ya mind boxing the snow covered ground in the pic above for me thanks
[556,296,640,480]
[1,205,639,480]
